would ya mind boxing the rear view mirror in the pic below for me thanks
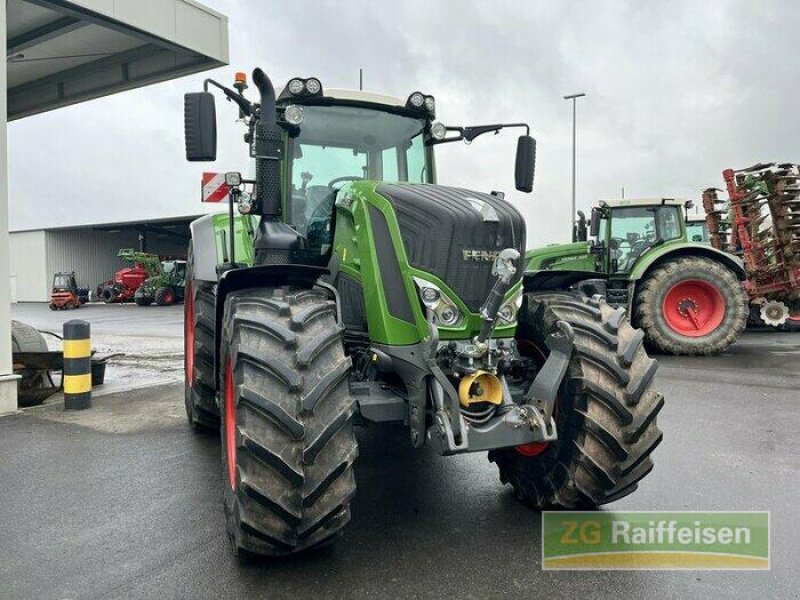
[514,135,536,193]
[184,92,217,161]
[590,207,602,237]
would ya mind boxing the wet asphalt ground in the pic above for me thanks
[2,305,799,599]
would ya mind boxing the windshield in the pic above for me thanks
[608,205,682,271]
[286,105,430,249]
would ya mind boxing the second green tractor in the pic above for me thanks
[527,199,748,355]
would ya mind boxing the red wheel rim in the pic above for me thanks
[184,282,194,387]
[662,279,725,337]
[225,358,237,489]
[515,340,552,458]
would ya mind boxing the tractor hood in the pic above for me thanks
[375,183,526,311]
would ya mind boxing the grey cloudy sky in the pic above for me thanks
[8,0,800,246]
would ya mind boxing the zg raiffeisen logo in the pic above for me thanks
[542,511,769,570]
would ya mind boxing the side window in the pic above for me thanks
[609,207,657,272]
[382,147,399,182]
[406,134,426,183]
[659,207,682,240]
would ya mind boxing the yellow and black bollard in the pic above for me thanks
[63,319,92,410]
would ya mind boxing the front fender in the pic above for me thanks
[629,243,746,281]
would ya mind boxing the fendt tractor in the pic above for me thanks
[527,199,748,355]
[182,69,663,558]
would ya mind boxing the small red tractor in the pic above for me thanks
[703,162,800,330]
[96,249,159,304]
[48,272,89,310]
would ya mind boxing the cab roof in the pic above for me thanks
[276,85,407,108]
[600,198,688,208]
[686,213,707,222]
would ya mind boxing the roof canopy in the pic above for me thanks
[6,0,229,120]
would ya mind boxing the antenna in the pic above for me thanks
[359,68,363,91]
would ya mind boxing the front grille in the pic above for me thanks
[376,184,526,311]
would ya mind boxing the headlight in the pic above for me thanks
[284,105,304,125]
[305,78,322,95]
[287,78,305,95]
[424,96,435,113]
[430,121,447,140]
[413,277,464,327]
[408,92,425,108]
[497,287,523,325]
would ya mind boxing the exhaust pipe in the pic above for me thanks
[252,68,281,220]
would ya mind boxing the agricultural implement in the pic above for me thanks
[97,249,160,303]
[702,163,800,329]
[181,69,662,558]
[527,198,748,355]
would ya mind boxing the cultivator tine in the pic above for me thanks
[707,163,800,304]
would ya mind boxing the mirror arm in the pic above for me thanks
[429,122,531,145]
[203,78,253,117]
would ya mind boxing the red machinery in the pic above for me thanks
[96,249,160,303]
[703,163,800,328]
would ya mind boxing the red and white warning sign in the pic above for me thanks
[201,172,230,202]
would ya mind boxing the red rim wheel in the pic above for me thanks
[224,358,237,489]
[662,279,725,337]
[184,282,194,387]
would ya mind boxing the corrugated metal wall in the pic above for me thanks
[45,229,143,299]
[9,226,190,302]
[9,231,47,302]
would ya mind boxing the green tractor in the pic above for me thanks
[134,259,187,306]
[528,198,748,355]
[685,213,710,244]
[182,69,663,558]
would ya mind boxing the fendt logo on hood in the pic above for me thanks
[462,249,500,262]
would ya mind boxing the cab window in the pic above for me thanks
[609,205,682,272]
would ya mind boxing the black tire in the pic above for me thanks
[101,286,118,304]
[184,244,219,432]
[48,303,57,311]
[490,292,663,508]
[220,286,357,558]
[635,257,748,355]
[155,287,175,306]
[135,295,153,307]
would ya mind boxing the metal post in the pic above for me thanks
[564,92,585,241]
[63,320,92,410]
[0,0,19,416]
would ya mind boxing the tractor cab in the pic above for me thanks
[686,213,710,243]
[52,272,78,293]
[590,198,688,273]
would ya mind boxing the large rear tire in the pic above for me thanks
[220,286,357,558]
[490,292,663,508]
[635,257,748,355]
[155,287,175,306]
[184,244,219,432]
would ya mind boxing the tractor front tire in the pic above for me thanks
[490,292,663,508]
[635,257,748,355]
[135,295,153,307]
[155,287,175,306]
[220,287,357,558]
[184,245,219,432]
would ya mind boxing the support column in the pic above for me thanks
[0,0,20,415]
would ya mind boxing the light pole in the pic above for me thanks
[564,92,585,240]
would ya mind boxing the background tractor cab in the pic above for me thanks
[685,213,710,243]
[589,198,691,273]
